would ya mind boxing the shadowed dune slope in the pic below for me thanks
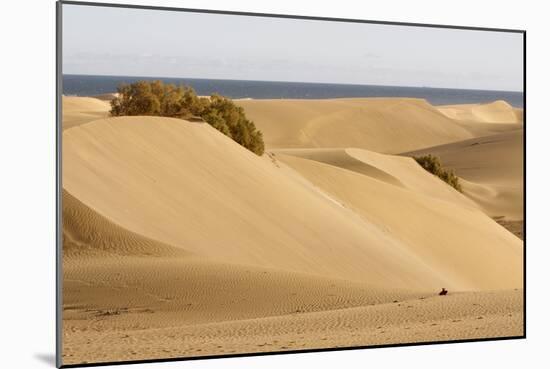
[62,189,185,259]
[236,98,474,153]
[274,148,478,210]
[277,153,523,290]
[403,130,523,220]
[63,116,451,290]
[62,96,110,130]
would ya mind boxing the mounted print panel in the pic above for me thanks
[57,1,525,367]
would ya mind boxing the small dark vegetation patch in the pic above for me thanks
[414,154,462,192]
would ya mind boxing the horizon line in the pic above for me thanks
[62,73,524,94]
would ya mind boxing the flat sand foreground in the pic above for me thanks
[64,282,522,364]
[62,96,524,365]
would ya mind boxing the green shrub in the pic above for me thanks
[414,154,462,192]
[109,80,264,155]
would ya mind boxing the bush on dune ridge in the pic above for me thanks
[414,154,462,192]
[109,80,265,155]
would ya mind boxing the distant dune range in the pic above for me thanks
[236,98,523,221]
[61,96,523,365]
[235,98,476,153]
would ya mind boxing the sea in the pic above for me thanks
[63,74,524,108]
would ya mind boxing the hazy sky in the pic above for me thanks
[63,4,523,91]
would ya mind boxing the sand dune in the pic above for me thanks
[63,189,427,324]
[236,98,474,153]
[63,115,452,290]
[274,148,478,210]
[63,184,443,365]
[404,130,523,221]
[62,96,110,130]
[63,115,523,290]
[437,100,522,124]
[61,96,523,366]
[435,101,523,140]
[62,189,186,259]
[62,187,522,365]
[513,108,524,123]
[277,153,522,290]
